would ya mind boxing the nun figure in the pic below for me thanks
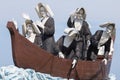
[56,28,82,68]
[35,3,57,55]
[87,22,116,61]
[67,8,92,60]
[22,19,42,47]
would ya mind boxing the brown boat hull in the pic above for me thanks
[7,21,112,79]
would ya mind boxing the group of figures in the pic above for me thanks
[19,2,115,68]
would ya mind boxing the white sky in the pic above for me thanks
[0,0,120,79]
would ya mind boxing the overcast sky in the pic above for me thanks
[0,0,120,79]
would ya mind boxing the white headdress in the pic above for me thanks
[64,28,78,36]
[99,22,115,28]
[75,7,86,20]
[35,3,54,18]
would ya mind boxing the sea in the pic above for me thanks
[0,65,117,80]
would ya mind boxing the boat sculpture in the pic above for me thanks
[7,21,113,80]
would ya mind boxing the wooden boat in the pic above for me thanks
[7,21,113,80]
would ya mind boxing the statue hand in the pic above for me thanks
[58,52,65,59]
[35,21,44,29]
[102,58,107,65]
[72,59,77,68]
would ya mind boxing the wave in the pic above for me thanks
[0,65,117,80]
[109,73,116,80]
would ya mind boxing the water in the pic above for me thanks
[109,73,116,80]
[0,65,117,80]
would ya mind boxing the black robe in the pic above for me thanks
[67,17,92,59]
[38,17,57,55]
[87,30,111,60]
[56,35,83,60]
[34,34,42,48]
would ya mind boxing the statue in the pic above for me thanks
[56,28,82,68]
[67,8,92,60]
[22,13,42,47]
[35,3,57,55]
[87,22,116,62]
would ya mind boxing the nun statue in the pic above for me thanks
[87,22,116,62]
[67,8,92,60]
[56,28,83,68]
[22,15,42,47]
[35,3,57,55]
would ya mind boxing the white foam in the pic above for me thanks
[109,73,116,80]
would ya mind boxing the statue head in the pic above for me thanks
[75,7,86,20]
[22,20,36,37]
[35,3,54,18]
[26,20,34,32]
[99,22,116,40]
[100,22,115,33]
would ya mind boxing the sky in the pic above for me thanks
[0,0,120,79]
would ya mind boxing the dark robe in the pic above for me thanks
[56,35,83,60]
[87,30,111,60]
[67,17,92,59]
[34,34,42,48]
[38,17,57,55]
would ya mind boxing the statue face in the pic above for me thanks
[74,10,84,20]
[76,14,83,20]
[40,7,47,17]
[26,24,34,33]
[106,25,113,33]
[79,9,84,15]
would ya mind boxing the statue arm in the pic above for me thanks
[56,36,65,58]
[83,21,92,41]
[67,16,74,28]
[43,17,55,37]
